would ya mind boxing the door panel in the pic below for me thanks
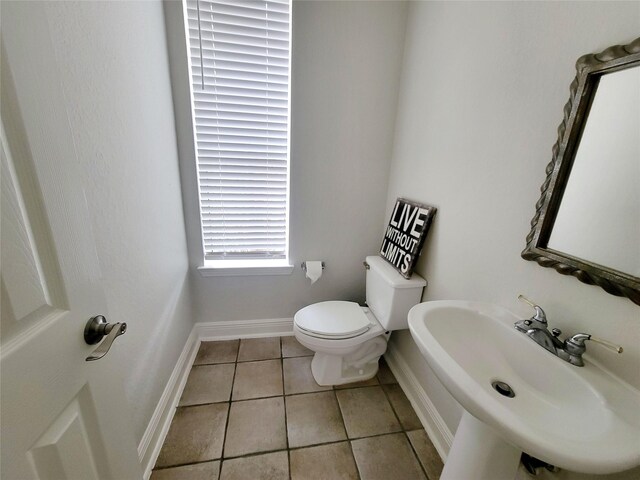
[28,386,109,480]
[1,124,67,350]
[1,2,142,479]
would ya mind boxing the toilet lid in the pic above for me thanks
[294,301,372,338]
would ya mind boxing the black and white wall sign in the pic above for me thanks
[380,198,437,279]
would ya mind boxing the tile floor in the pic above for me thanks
[151,336,443,480]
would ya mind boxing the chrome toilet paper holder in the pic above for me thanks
[301,261,325,271]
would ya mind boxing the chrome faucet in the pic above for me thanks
[514,295,623,366]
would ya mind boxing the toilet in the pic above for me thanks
[294,255,426,386]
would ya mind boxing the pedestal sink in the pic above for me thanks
[408,300,640,479]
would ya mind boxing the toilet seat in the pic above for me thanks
[294,301,373,340]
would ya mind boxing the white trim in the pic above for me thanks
[198,262,294,277]
[138,317,294,479]
[196,317,294,341]
[138,328,200,480]
[384,342,454,462]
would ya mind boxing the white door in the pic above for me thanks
[0,2,142,479]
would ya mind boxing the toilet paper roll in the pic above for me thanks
[305,261,323,285]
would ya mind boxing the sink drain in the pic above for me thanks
[491,381,515,398]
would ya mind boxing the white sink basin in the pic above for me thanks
[408,300,640,477]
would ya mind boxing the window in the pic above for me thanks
[185,0,292,274]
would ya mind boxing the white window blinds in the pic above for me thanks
[185,0,291,261]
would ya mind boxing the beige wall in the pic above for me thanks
[386,2,640,479]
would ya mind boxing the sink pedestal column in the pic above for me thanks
[442,411,521,480]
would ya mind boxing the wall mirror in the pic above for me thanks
[522,38,640,306]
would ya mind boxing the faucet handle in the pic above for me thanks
[567,333,623,354]
[588,336,624,354]
[518,295,537,308]
[517,295,547,324]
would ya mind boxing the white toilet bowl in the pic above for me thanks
[293,301,389,385]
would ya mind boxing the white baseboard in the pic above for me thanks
[138,327,200,479]
[384,342,454,462]
[139,318,294,479]
[196,317,294,340]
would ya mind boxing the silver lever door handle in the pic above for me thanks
[84,315,127,362]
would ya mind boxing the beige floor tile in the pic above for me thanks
[336,386,401,438]
[220,451,289,480]
[194,340,239,365]
[232,359,283,400]
[351,433,426,480]
[281,336,313,358]
[283,356,332,394]
[156,404,228,467]
[285,391,347,447]
[179,364,235,406]
[290,442,358,480]
[407,429,444,480]
[376,357,398,384]
[384,383,422,430]
[224,397,287,457]
[237,337,281,362]
[150,461,220,480]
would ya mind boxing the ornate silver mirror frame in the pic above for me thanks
[522,38,640,306]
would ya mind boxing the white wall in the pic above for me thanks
[5,1,194,444]
[386,2,640,479]
[167,0,408,322]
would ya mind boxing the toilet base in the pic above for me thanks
[309,335,388,386]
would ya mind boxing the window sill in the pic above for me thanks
[197,259,294,277]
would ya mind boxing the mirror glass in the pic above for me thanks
[522,38,640,305]
[547,66,640,276]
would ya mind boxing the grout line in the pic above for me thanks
[380,383,405,431]
[325,430,420,445]
[381,382,431,480]
[190,360,237,367]
[333,388,361,480]
[284,387,333,397]
[332,391,350,442]
[223,447,290,462]
[152,458,221,471]
[217,357,238,478]
[280,337,292,480]
[236,356,283,363]
[234,339,240,363]
[405,430,432,480]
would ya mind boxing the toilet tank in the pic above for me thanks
[365,255,427,330]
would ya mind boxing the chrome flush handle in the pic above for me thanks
[84,315,127,362]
